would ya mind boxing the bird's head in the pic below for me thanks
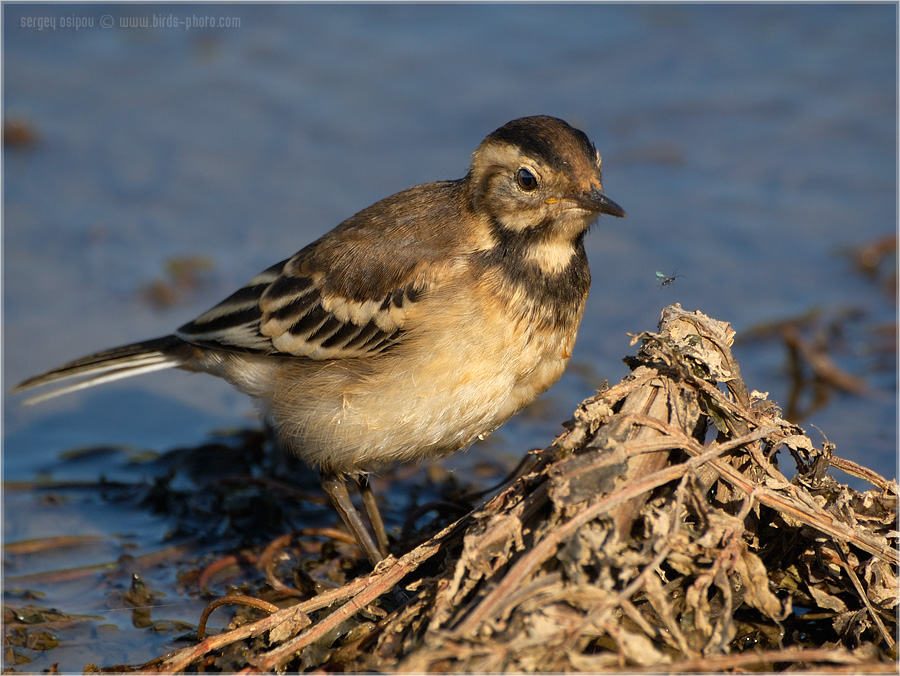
[467,116,625,242]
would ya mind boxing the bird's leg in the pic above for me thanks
[358,474,390,558]
[319,472,383,566]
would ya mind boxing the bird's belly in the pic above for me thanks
[260,318,576,475]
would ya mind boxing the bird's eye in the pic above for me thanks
[515,167,539,192]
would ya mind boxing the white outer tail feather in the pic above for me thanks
[13,336,186,405]
[20,357,177,405]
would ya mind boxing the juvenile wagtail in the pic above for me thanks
[13,115,626,565]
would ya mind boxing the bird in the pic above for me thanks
[12,115,625,566]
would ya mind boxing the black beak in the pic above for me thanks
[576,187,626,218]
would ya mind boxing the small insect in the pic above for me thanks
[656,269,684,287]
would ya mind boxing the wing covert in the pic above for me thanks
[175,257,423,359]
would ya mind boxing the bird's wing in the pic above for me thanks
[13,240,431,405]
[178,182,467,359]
[175,252,426,360]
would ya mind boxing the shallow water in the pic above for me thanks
[3,4,896,671]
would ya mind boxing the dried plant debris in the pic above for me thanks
[740,308,880,421]
[124,305,897,673]
[139,255,216,310]
[737,234,897,423]
[3,117,39,149]
[848,234,897,300]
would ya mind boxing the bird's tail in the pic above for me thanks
[12,335,190,405]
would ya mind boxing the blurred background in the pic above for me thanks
[3,4,896,670]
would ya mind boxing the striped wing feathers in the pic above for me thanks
[176,258,422,359]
